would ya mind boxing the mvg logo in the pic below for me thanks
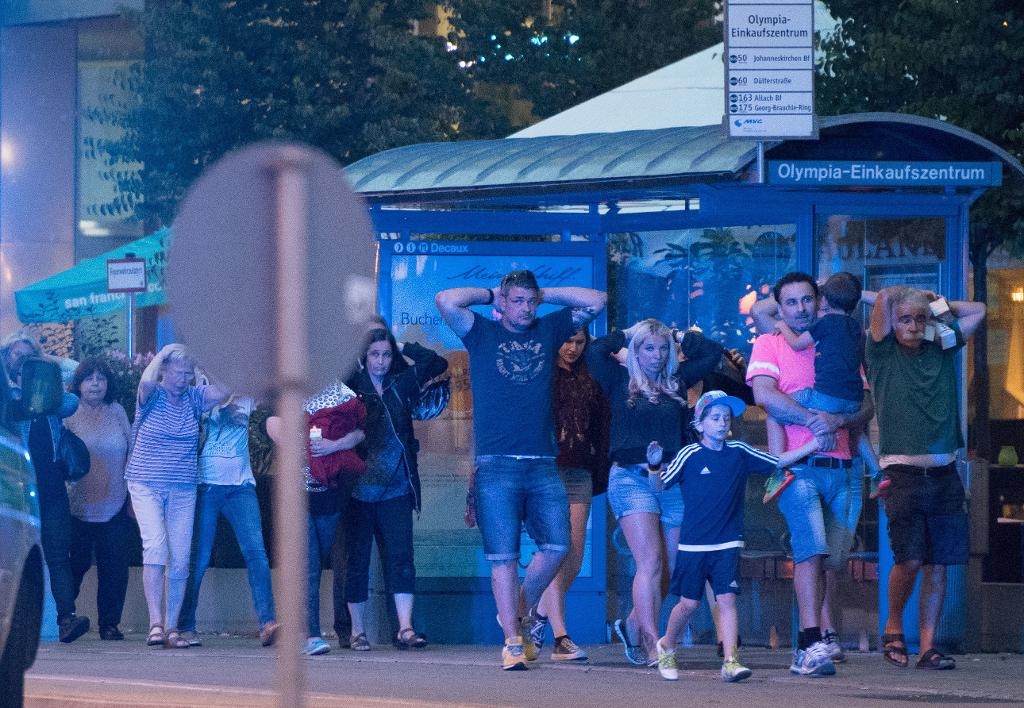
[734,118,764,127]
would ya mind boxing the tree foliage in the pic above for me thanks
[106,0,480,226]
[817,0,1024,254]
[817,1,1024,456]
[446,0,721,123]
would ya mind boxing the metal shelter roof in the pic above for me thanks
[345,113,1024,210]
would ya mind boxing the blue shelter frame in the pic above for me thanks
[347,113,1024,647]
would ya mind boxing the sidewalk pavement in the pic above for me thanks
[25,633,1024,707]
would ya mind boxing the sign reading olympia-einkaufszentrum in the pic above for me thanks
[767,161,1003,187]
[724,0,816,140]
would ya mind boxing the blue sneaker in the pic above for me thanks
[612,618,647,666]
[521,607,547,660]
[789,641,836,677]
[303,637,331,656]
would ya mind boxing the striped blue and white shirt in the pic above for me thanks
[661,440,778,551]
[124,386,207,485]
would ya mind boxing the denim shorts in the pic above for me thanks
[474,456,569,562]
[607,463,684,528]
[557,466,594,505]
[792,388,861,415]
[670,547,742,601]
[777,464,862,568]
[883,464,968,565]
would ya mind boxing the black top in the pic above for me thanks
[346,341,448,512]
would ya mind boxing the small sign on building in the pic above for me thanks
[106,257,147,293]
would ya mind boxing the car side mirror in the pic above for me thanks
[13,357,64,419]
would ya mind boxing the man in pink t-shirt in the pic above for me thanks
[746,271,873,678]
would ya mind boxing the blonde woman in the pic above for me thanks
[124,344,227,649]
[586,319,724,665]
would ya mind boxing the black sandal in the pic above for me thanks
[916,647,955,670]
[394,627,428,649]
[882,633,908,668]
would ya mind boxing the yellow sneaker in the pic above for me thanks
[502,637,528,671]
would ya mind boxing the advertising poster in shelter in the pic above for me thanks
[381,239,603,578]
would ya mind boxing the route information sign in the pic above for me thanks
[724,0,817,139]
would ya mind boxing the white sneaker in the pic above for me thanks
[721,656,752,682]
[655,639,678,681]
[822,629,845,663]
[789,641,836,677]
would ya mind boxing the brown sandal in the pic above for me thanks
[916,647,955,670]
[147,625,165,646]
[164,629,190,649]
[882,633,908,668]
[394,627,428,649]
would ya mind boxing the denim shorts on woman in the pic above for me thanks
[607,463,684,527]
[557,466,594,505]
[474,456,569,562]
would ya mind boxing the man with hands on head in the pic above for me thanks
[435,270,606,671]
[866,286,984,671]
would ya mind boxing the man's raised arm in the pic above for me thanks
[540,286,607,330]
[435,286,494,338]
[946,298,986,339]
[869,287,896,343]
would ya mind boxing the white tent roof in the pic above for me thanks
[511,43,726,138]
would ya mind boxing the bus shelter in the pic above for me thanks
[343,113,1024,648]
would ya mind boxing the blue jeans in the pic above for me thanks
[179,484,275,632]
[778,464,862,569]
[307,489,344,637]
[474,456,569,562]
[792,388,860,415]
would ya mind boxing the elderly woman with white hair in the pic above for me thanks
[124,344,227,649]
[586,319,724,666]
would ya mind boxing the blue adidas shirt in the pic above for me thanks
[662,440,778,550]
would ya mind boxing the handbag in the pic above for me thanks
[704,349,755,404]
[412,377,450,421]
[58,426,91,481]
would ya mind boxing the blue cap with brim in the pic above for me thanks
[694,390,747,420]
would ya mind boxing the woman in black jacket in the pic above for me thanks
[342,325,447,650]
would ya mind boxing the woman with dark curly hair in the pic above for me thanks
[65,357,134,640]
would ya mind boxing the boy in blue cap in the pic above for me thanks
[652,390,818,682]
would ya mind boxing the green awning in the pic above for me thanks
[15,228,170,323]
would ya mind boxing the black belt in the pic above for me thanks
[887,463,956,478]
[798,455,853,469]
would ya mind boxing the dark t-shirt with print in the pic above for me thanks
[461,307,575,457]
